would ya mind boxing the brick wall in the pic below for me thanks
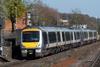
[4,18,26,30]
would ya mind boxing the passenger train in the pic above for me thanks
[21,26,98,57]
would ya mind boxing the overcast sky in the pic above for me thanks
[42,0,100,18]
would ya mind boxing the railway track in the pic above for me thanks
[0,56,9,62]
[0,41,100,67]
[0,48,75,67]
[89,50,100,67]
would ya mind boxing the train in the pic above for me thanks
[20,26,98,57]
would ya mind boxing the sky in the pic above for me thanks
[42,0,100,18]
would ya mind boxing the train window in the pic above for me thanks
[70,32,73,40]
[74,32,77,40]
[62,32,65,41]
[74,32,80,39]
[82,32,85,39]
[57,32,61,42]
[86,32,88,38]
[42,32,48,44]
[89,32,90,37]
[92,32,94,37]
[77,32,80,39]
[22,31,39,42]
[94,32,97,37]
[65,32,70,41]
[48,32,57,43]
[84,32,88,38]
[74,32,79,39]
[89,32,92,37]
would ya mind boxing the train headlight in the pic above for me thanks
[21,49,27,57]
[22,49,27,54]
[36,49,41,53]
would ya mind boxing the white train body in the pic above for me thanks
[21,27,98,57]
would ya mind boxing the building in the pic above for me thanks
[60,13,70,26]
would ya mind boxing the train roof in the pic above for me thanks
[23,26,97,32]
[39,27,73,32]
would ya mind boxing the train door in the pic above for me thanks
[42,32,48,48]
[62,32,66,45]
[56,31,61,46]
[80,31,84,45]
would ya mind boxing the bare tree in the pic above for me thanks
[26,0,61,26]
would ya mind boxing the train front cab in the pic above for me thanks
[21,28,43,57]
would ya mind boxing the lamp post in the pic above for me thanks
[0,18,4,55]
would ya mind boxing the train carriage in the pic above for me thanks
[21,26,98,57]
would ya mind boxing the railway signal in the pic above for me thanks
[26,12,32,27]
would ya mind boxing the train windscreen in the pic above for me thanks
[22,31,39,42]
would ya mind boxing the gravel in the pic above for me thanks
[0,41,100,67]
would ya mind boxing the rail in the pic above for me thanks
[89,50,100,67]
